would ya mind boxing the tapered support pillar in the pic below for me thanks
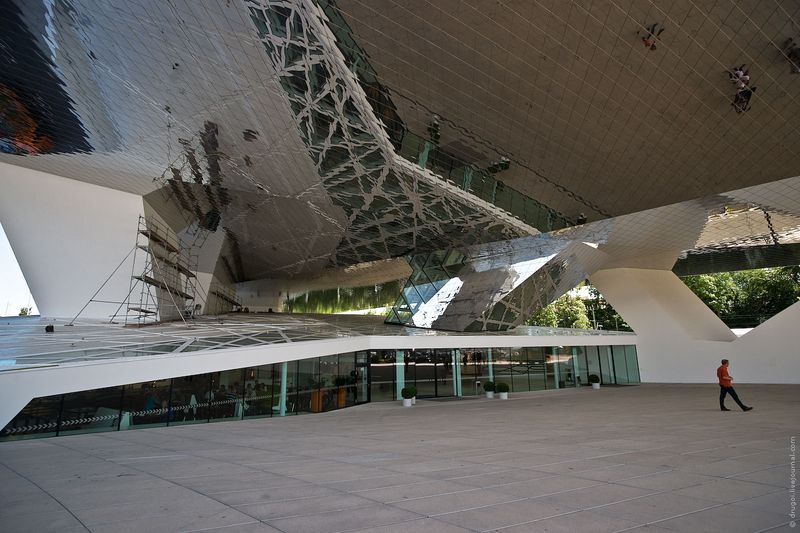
[588,268,800,383]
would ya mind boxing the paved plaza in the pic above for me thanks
[0,384,796,533]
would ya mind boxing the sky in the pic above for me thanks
[0,222,38,317]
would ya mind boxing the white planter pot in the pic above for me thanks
[412,396,416,405]
[498,392,508,400]
[485,391,494,399]
[592,383,600,390]
[402,398,412,407]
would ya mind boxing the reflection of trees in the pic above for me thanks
[287,280,403,313]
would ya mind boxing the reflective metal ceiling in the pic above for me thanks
[1,0,799,293]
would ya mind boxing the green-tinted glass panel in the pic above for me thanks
[624,345,640,383]
[2,394,61,439]
[59,386,124,435]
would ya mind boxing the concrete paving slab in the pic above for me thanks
[670,478,784,504]
[0,384,796,533]
[355,479,480,504]
[730,465,792,488]
[348,517,473,532]
[238,493,377,520]
[264,504,421,533]
[497,510,642,533]
[730,489,793,516]
[655,503,789,532]
[388,487,520,515]
[432,499,572,530]
[592,492,721,524]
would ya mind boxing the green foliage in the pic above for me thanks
[681,272,737,317]
[681,267,800,327]
[401,386,417,399]
[286,280,403,314]
[585,286,632,331]
[495,382,510,393]
[18,307,30,316]
[527,301,558,327]
[483,380,495,392]
[526,293,592,329]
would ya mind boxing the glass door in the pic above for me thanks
[434,349,454,397]
[411,350,436,397]
[354,351,369,404]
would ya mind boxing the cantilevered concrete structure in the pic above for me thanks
[1,0,799,436]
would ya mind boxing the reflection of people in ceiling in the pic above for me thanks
[0,85,53,155]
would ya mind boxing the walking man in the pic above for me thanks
[717,359,753,412]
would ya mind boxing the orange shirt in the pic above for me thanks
[717,365,732,386]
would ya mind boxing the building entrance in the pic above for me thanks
[404,349,455,398]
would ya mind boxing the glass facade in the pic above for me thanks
[1,344,638,440]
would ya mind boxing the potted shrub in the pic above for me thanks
[483,380,495,399]
[588,374,601,390]
[334,376,348,408]
[401,386,416,407]
[496,382,510,400]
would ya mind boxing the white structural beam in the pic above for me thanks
[0,163,144,319]
[591,268,799,384]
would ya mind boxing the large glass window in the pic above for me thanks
[2,341,640,442]
[121,379,171,429]
[491,347,512,391]
[410,349,436,397]
[319,354,339,412]
[509,347,530,392]
[612,346,629,384]
[624,345,640,383]
[243,365,276,418]
[526,347,547,390]
[296,358,320,414]
[599,346,615,385]
[369,350,394,402]
[435,349,455,397]
[170,373,211,425]
[458,348,491,395]
[2,394,61,439]
[551,347,576,388]
[210,369,244,421]
[574,346,587,386]
[335,353,358,408]
[585,345,601,384]
[60,386,124,436]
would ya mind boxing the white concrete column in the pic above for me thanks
[0,163,144,319]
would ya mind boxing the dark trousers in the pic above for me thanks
[719,385,746,410]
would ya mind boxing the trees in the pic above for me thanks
[681,267,800,327]
[680,272,737,318]
[526,293,591,329]
[18,307,30,316]
[525,266,798,332]
[584,286,632,331]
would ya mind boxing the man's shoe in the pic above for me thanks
[721,407,731,411]
[743,406,753,411]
